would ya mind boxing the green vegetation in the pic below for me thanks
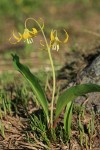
[0,79,99,149]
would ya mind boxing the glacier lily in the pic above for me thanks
[9,28,38,44]
[50,29,69,51]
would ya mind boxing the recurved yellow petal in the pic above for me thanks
[13,30,22,41]
[9,31,22,44]
[9,37,18,44]
[63,30,69,43]
[32,28,38,34]
[50,30,55,41]
[40,40,45,47]
[55,36,62,43]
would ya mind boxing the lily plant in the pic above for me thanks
[9,18,100,138]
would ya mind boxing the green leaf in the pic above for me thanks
[55,84,100,120]
[12,54,49,123]
[64,101,73,139]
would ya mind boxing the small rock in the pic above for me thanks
[79,55,100,85]
[75,54,100,113]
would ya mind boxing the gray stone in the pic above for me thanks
[79,55,100,85]
[75,54,100,113]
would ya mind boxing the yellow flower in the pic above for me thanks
[50,29,69,51]
[9,28,38,44]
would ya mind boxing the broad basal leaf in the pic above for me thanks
[12,54,49,123]
[55,84,100,120]
[64,101,73,138]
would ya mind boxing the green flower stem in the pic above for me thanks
[41,30,56,128]
[25,18,56,128]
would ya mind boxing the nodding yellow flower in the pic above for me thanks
[9,28,38,44]
[50,29,69,51]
